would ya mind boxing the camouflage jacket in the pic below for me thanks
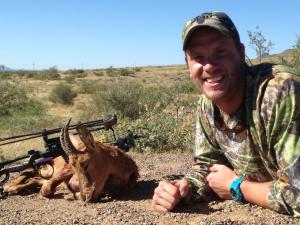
[185,63,300,216]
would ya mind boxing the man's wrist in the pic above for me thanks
[230,177,245,203]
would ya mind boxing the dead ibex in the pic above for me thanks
[4,119,139,202]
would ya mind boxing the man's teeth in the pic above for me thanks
[206,76,223,83]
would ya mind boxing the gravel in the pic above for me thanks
[0,152,299,225]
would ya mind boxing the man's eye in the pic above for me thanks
[216,51,227,57]
[193,55,204,62]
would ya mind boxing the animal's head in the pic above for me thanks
[60,119,108,202]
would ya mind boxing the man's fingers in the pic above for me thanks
[178,179,189,197]
[152,201,169,213]
[210,164,228,172]
[154,185,180,205]
[152,192,175,210]
[159,180,180,198]
[152,180,183,212]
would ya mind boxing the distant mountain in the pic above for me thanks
[0,65,14,71]
[249,48,298,65]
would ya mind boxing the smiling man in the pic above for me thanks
[152,11,300,216]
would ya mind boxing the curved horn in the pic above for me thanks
[60,118,78,154]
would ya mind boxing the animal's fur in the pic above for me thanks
[4,121,139,202]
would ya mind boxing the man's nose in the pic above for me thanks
[202,59,216,74]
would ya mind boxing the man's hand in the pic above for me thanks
[206,164,238,199]
[152,179,189,212]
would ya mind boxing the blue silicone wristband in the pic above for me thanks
[230,177,245,203]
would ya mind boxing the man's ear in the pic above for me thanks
[185,52,193,74]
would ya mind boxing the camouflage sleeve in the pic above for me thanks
[184,99,229,202]
[259,72,300,216]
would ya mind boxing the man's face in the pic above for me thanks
[185,27,245,107]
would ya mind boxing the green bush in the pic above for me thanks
[0,82,53,133]
[0,72,11,79]
[90,81,144,119]
[134,67,142,72]
[35,67,61,80]
[78,81,106,94]
[119,68,134,76]
[133,111,195,152]
[65,69,85,74]
[0,82,32,116]
[80,81,198,152]
[74,72,88,78]
[49,83,77,105]
[105,66,117,76]
[93,71,105,77]
[86,82,173,120]
[64,75,76,83]
[25,72,37,78]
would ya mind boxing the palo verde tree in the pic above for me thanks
[247,26,274,63]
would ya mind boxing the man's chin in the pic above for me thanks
[203,91,225,102]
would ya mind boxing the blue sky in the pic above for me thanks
[1,0,299,70]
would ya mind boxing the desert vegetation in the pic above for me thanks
[0,64,195,159]
[1,37,300,160]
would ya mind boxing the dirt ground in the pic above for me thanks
[0,152,299,225]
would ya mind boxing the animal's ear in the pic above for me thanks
[69,134,86,152]
[76,124,96,151]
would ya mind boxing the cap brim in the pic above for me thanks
[183,24,230,50]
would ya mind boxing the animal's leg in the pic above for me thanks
[40,164,73,197]
[3,168,40,195]
[126,170,139,191]
[4,177,45,195]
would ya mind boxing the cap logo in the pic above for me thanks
[193,13,213,24]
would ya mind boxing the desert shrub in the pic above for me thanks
[85,81,174,120]
[81,81,197,152]
[49,83,77,105]
[35,67,60,80]
[134,67,142,72]
[105,66,117,76]
[120,110,195,152]
[64,74,76,83]
[15,70,27,77]
[90,82,144,119]
[119,68,134,76]
[25,72,37,78]
[0,81,53,133]
[74,72,88,78]
[0,72,11,79]
[66,69,85,74]
[78,81,107,94]
[135,112,194,151]
[0,82,33,116]
[93,71,105,77]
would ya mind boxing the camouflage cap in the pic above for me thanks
[182,12,240,50]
